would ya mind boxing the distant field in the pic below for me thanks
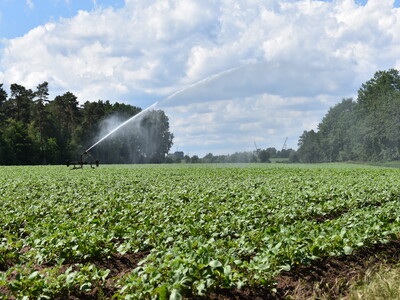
[1,164,399,299]
[356,160,400,169]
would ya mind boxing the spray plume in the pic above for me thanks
[84,101,158,153]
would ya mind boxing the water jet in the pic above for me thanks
[67,65,247,166]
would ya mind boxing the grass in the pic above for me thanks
[368,161,400,169]
[344,264,400,300]
[175,162,386,169]
[347,160,400,169]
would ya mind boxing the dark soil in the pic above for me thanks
[94,251,149,278]
[56,251,149,300]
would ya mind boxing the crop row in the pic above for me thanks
[0,164,399,299]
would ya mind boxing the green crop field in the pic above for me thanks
[1,164,400,299]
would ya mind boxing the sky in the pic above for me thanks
[1,0,400,156]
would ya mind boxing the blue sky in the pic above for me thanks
[1,0,400,156]
[0,0,124,39]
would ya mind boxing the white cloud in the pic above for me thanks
[1,0,400,154]
[26,0,34,9]
[162,92,333,155]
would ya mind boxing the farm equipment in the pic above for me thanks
[66,152,99,169]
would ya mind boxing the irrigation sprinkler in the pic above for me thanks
[66,151,99,169]
[66,102,159,170]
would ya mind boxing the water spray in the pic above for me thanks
[158,65,243,106]
[66,102,158,168]
[84,101,159,154]
[66,64,248,168]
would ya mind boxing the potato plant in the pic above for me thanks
[0,164,399,299]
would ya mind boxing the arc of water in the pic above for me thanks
[84,64,248,154]
[84,101,159,153]
[158,65,243,106]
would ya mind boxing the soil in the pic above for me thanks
[56,251,149,299]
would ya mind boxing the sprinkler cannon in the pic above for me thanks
[66,151,99,169]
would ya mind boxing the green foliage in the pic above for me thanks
[1,164,399,298]
[298,130,322,163]
[257,149,270,163]
[182,148,293,164]
[358,69,400,111]
[0,82,173,164]
[298,69,400,163]
[3,119,35,164]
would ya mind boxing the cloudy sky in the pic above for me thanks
[1,0,400,156]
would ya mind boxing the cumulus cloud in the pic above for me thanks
[163,94,329,155]
[1,0,400,154]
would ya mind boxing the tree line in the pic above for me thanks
[3,69,396,165]
[0,82,174,165]
[166,147,297,164]
[297,69,400,163]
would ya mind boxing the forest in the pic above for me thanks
[297,69,400,163]
[0,82,173,165]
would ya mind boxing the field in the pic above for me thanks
[1,164,400,299]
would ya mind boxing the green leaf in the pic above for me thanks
[154,284,168,300]
[344,246,353,255]
[280,265,291,272]
[28,271,39,279]
[101,269,111,281]
[223,265,232,276]
[234,259,242,265]
[209,260,222,269]
[196,281,206,295]
[169,289,183,300]
[165,237,174,243]
[237,280,245,290]
[66,272,77,284]
[80,282,92,292]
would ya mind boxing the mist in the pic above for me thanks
[87,109,174,164]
